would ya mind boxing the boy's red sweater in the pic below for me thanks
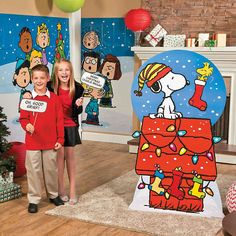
[19,92,64,150]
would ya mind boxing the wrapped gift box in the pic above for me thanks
[0,171,13,185]
[0,182,22,203]
[145,24,167,47]
[135,117,217,212]
[198,33,209,47]
[204,40,217,47]
[186,38,196,47]
[215,33,226,47]
[163,35,186,47]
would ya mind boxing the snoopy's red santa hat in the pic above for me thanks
[134,63,171,96]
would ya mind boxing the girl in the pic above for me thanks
[49,59,84,205]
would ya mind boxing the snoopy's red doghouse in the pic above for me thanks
[135,116,217,213]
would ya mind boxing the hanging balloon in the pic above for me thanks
[54,0,85,13]
[124,8,151,32]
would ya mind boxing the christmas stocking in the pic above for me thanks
[189,175,206,199]
[148,170,165,195]
[167,169,184,200]
[188,80,207,111]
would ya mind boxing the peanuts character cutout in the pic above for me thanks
[189,62,213,111]
[82,31,100,50]
[82,51,101,73]
[18,27,33,61]
[36,23,50,65]
[12,59,31,112]
[98,54,122,108]
[29,49,42,69]
[82,88,104,126]
[134,63,189,119]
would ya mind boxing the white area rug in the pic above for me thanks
[46,170,233,236]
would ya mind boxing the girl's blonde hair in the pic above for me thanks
[52,58,75,98]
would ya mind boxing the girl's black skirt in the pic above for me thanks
[64,126,81,147]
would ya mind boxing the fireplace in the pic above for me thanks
[131,46,236,146]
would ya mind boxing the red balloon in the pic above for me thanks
[125,8,151,32]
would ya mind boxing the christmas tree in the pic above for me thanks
[51,22,66,79]
[0,106,16,174]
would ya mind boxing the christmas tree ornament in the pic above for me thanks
[169,143,177,152]
[213,136,222,144]
[166,124,176,132]
[132,130,141,138]
[54,0,85,13]
[141,142,150,151]
[179,147,187,155]
[192,154,199,164]
[226,182,236,213]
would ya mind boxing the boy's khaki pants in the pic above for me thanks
[25,150,58,204]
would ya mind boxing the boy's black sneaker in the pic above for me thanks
[28,203,38,213]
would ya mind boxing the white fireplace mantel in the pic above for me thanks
[131,46,236,146]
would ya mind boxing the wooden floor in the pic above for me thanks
[1,140,236,236]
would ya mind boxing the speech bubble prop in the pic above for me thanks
[81,72,105,89]
[20,99,47,113]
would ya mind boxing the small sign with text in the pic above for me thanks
[81,72,105,89]
[20,99,47,113]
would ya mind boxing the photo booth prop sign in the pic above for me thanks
[81,72,105,89]
[20,99,47,113]
[131,50,226,214]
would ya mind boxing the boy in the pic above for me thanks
[19,64,64,213]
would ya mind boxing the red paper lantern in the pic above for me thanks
[8,142,26,178]
[125,8,151,32]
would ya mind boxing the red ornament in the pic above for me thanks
[56,52,61,59]
[125,8,151,32]
[226,182,236,213]
[8,142,26,178]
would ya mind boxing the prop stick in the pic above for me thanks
[20,99,47,135]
